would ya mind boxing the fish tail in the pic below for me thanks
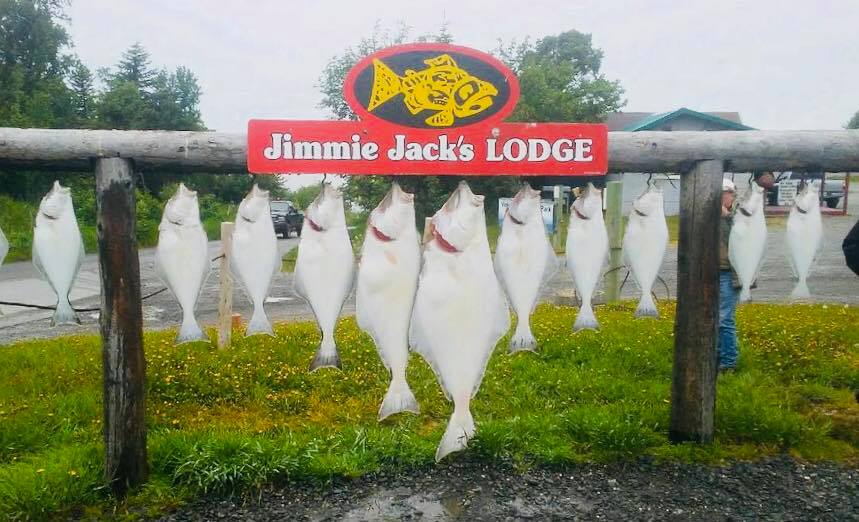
[573,302,599,332]
[176,314,208,344]
[435,404,475,462]
[378,376,419,421]
[52,298,79,326]
[790,279,810,300]
[508,319,537,354]
[739,287,752,303]
[245,306,274,337]
[309,337,341,372]
[634,292,659,319]
[367,59,402,112]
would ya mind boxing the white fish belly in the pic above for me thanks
[33,220,82,298]
[495,226,552,317]
[232,221,279,305]
[357,237,420,369]
[156,226,209,312]
[729,215,767,287]
[565,220,608,299]
[411,252,508,400]
[622,216,668,293]
[294,231,354,329]
[786,212,822,279]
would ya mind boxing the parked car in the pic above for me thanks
[767,171,846,208]
[270,200,303,238]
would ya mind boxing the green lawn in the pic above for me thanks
[2,303,856,519]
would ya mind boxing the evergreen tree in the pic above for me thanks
[112,42,156,91]
[67,58,94,123]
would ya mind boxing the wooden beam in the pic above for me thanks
[603,178,623,302]
[95,158,148,495]
[669,159,722,443]
[2,128,859,173]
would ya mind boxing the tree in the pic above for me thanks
[111,42,156,92]
[848,110,859,129]
[498,30,625,123]
[67,58,95,123]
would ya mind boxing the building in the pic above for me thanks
[608,108,754,215]
[536,108,753,216]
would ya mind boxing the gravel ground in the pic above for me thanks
[158,456,859,521]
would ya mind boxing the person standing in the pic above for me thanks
[718,172,775,372]
[718,179,740,372]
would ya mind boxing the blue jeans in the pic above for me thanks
[718,270,739,368]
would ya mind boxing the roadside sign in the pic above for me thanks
[498,197,556,233]
[248,43,608,176]
[777,179,799,206]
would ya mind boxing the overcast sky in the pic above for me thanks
[66,0,858,185]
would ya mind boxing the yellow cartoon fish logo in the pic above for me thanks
[367,54,499,128]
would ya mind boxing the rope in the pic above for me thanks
[0,287,168,312]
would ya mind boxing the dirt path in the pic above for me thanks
[158,456,859,521]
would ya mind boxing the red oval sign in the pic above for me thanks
[343,43,520,130]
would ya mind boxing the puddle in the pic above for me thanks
[336,488,462,520]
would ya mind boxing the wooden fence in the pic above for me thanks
[1,127,858,495]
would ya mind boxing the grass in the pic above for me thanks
[0,302,857,519]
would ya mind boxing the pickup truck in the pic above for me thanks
[270,200,304,238]
[767,171,846,208]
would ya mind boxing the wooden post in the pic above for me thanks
[552,185,563,251]
[669,159,723,443]
[95,158,148,495]
[604,178,624,302]
[217,222,234,350]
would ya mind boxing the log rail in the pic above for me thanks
[2,126,858,494]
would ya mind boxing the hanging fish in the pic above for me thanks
[565,183,609,331]
[0,225,8,268]
[622,185,669,318]
[155,183,211,343]
[32,180,85,325]
[729,182,767,302]
[785,182,822,299]
[494,183,557,353]
[231,184,280,336]
[410,181,509,461]
[356,182,421,419]
[294,183,355,371]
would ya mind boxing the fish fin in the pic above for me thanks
[309,340,341,372]
[425,109,454,127]
[378,378,420,421]
[739,287,752,303]
[508,321,538,354]
[436,408,475,462]
[176,317,208,344]
[245,307,274,337]
[790,280,810,300]
[52,299,79,326]
[634,293,659,319]
[573,303,599,331]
